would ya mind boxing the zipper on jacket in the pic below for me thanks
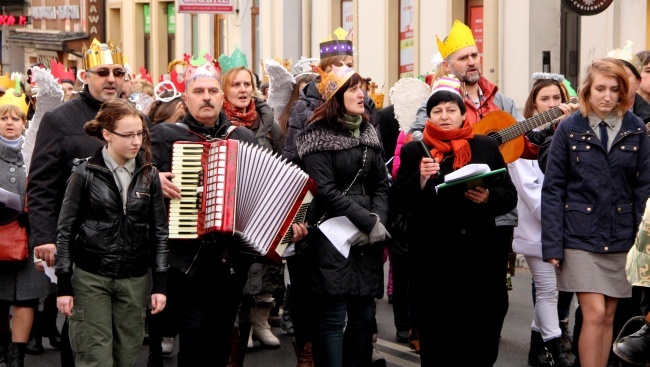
[184,244,202,275]
[135,192,150,198]
[225,250,235,275]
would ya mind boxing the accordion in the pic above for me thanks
[168,139,315,261]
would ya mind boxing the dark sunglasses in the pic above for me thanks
[87,68,126,78]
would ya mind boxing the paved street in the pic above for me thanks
[25,263,574,366]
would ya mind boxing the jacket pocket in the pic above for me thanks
[80,219,118,254]
[615,203,635,239]
[564,202,593,238]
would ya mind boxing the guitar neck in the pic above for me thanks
[498,97,578,143]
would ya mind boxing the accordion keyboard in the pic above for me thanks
[168,144,204,238]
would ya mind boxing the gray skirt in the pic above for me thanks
[556,248,632,298]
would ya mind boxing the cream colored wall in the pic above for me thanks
[500,0,529,109]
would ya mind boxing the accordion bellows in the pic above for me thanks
[168,140,315,262]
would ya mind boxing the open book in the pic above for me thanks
[436,164,507,195]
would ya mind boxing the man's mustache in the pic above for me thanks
[200,101,215,108]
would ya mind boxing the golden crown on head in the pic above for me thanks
[436,20,476,59]
[607,40,643,74]
[82,38,124,70]
[0,75,29,115]
[314,64,355,101]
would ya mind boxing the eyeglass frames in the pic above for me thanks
[109,130,144,140]
[87,68,127,78]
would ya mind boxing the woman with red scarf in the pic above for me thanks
[390,75,517,367]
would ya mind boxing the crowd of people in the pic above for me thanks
[3,18,650,367]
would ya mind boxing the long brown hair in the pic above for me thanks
[148,90,185,125]
[308,73,369,128]
[84,99,152,177]
[523,79,569,119]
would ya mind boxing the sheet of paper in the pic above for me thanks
[318,216,367,258]
[444,163,490,183]
[44,262,57,284]
[0,188,21,212]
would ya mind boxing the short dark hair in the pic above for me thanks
[426,91,466,116]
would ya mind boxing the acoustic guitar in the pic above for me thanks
[472,97,578,163]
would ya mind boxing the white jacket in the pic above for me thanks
[508,158,544,258]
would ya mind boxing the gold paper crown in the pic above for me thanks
[0,73,13,90]
[315,64,355,101]
[82,38,125,70]
[436,20,476,59]
[607,40,642,74]
[0,88,29,115]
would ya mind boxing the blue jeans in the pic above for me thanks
[315,295,374,367]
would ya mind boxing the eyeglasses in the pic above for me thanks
[109,130,144,140]
[87,68,126,78]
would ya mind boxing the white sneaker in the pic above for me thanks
[161,337,174,355]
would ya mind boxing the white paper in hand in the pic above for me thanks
[0,188,21,211]
[444,163,490,183]
[318,216,367,258]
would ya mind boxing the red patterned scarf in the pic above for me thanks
[223,99,258,128]
[422,121,474,170]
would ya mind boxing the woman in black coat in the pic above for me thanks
[390,75,517,367]
[295,66,390,367]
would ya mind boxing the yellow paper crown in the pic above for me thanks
[0,88,29,115]
[315,64,355,101]
[0,73,13,90]
[436,20,476,59]
[82,38,125,70]
[607,40,642,74]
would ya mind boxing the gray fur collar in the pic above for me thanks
[296,120,381,159]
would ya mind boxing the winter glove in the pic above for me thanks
[369,216,391,244]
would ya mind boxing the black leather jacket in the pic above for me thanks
[55,147,169,297]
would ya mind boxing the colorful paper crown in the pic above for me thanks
[607,40,642,74]
[320,27,354,59]
[218,47,248,75]
[135,66,153,84]
[0,75,29,115]
[315,64,355,101]
[50,59,76,84]
[82,38,125,70]
[183,51,221,85]
[437,20,476,59]
[431,74,462,97]
[158,59,186,93]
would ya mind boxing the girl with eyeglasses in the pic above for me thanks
[54,98,169,367]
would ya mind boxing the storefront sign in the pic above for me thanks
[399,0,414,78]
[144,4,150,34]
[0,15,27,25]
[31,6,80,20]
[563,0,613,15]
[167,3,176,34]
[87,0,105,40]
[177,0,235,14]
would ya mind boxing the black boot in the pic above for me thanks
[0,335,9,367]
[7,343,26,367]
[613,316,650,366]
[528,330,553,366]
[25,309,44,355]
[544,336,573,367]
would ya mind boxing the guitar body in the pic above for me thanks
[472,110,522,163]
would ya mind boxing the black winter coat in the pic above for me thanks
[55,147,169,297]
[27,86,104,247]
[295,118,389,298]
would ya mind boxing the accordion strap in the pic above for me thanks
[176,122,238,141]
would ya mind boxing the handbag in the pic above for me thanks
[0,220,28,261]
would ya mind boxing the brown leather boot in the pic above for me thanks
[226,325,242,367]
[408,328,420,354]
[293,341,314,367]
